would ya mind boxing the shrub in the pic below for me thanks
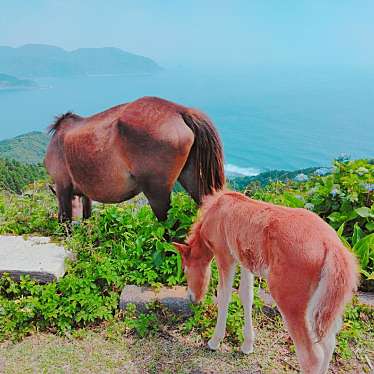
[0,188,196,341]
[0,181,62,236]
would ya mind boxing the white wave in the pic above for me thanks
[224,164,260,177]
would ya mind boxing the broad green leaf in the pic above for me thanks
[352,223,363,247]
[353,233,374,269]
[338,234,351,250]
[152,251,163,268]
[337,223,345,236]
[328,212,345,223]
[355,207,371,218]
[366,221,374,232]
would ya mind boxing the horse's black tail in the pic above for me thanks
[180,109,225,199]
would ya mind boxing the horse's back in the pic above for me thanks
[46,97,195,201]
[118,96,192,141]
[116,97,195,181]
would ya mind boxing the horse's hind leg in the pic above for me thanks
[178,154,201,205]
[82,196,92,220]
[56,184,73,223]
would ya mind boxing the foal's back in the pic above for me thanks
[201,191,339,276]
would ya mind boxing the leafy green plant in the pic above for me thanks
[121,304,160,338]
[183,279,265,345]
[0,182,62,236]
[0,188,196,341]
[335,298,374,359]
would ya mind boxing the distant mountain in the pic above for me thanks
[0,44,162,78]
[0,73,37,89]
[0,131,49,164]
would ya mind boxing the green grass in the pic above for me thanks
[1,304,372,374]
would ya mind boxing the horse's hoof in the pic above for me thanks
[240,342,254,355]
[207,339,220,351]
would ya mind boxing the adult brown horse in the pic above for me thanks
[44,96,225,223]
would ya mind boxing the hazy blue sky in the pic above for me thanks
[1,0,373,68]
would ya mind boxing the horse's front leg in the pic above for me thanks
[142,183,171,222]
[82,195,92,220]
[56,185,73,223]
[208,260,236,351]
[239,266,255,354]
[141,183,173,240]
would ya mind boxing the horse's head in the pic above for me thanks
[173,241,212,304]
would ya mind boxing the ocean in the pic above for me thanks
[0,66,373,175]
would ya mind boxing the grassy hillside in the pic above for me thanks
[0,131,49,164]
[0,158,47,193]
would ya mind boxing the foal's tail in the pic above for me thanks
[180,109,225,198]
[312,243,359,340]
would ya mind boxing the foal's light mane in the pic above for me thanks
[187,189,243,250]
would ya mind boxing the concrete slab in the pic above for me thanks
[0,235,73,283]
[357,291,374,307]
[120,285,192,317]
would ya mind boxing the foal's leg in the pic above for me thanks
[239,266,255,354]
[269,274,324,373]
[208,260,236,351]
[282,314,324,374]
[82,196,92,220]
[319,318,341,374]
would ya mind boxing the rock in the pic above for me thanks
[357,291,374,307]
[119,285,192,317]
[0,235,73,283]
[257,288,275,306]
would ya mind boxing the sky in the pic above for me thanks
[0,0,374,69]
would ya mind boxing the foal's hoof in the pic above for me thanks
[240,341,254,354]
[207,339,220,351]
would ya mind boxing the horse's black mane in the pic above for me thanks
[48,112,79,135]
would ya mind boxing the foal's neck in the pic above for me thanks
[189,226,213,263]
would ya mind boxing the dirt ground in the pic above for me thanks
[1,318,373,374]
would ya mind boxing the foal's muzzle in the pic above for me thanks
[186,288,197,304]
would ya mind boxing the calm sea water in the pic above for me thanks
[0,67,373,175]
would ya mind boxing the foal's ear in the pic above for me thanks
[172,242,191,258]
